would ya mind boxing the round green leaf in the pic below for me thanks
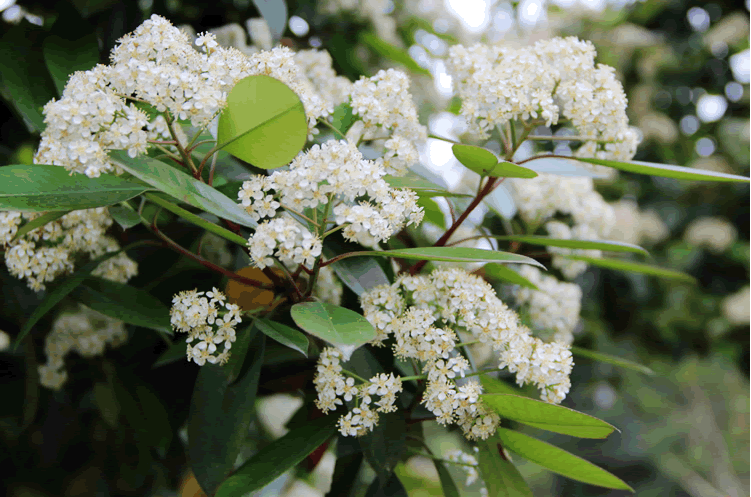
[452,144,498,175]
[217,75,307,169]
[290,302,376,360]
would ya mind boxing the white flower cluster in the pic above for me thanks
[348,69,428,175]
[447,36,639,161]
[0,208,137,291]
[313,348,403,437]
[544,220,602,280]
[38,305,128,390]
[445,448,480,486]
[294,49,353,110]
[169,288,241,366]
[357,268,574,434]
[512,266,582,346]
[242,139,423,266]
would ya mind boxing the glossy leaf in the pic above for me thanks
[496,428,633,491]
[572,156,750,183]
[484,184,517,219]
[109,151,258,228]
[520,156,610,178]
[564,255,696,284]
[482,264,539,290]
[69,277,172,336]
[359,32,431,76]
[359,410,407,484]
[217,75,307,169]
[494,235,648,255]
[384,173,472,198]
[255,318,308,357]
[480,375,532,398]
[477,435,533,497]
[290,302,376,360]
[0,164,152,212]
[12,211,67,242]
[344,247,545,269]
[571,347,655,376]
[108,204,142,230]
[329,256,391,296]
[215,414,338,496]
[252,0,287,40]
[188,327,265,495]
[481,394,617,438]
[453,144,538,178]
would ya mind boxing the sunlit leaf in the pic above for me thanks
[477,435,533,497]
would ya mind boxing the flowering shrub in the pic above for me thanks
[0,5,748,497]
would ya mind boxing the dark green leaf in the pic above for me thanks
[359,409,408,483]
[0,164,152,212]
[329,256,390,296]
[12,211,67,242]
[109,151,258,228]
[153,338,188,369]
[215,414,338,496]
[564,256,696,284]
[331,102,356,136]
[496,428,633,491]
[189,327,265,495]
[571,156,750,183]
[252,0,288,40]
[481,394,617,438]
[108,204,142,230]
[290,302,376,359]
[477,435,533,497]
[571,347,655,376]
[359,32,431,76]
[365,472,409,497]
[256,318,308,357]
[453,144,537,178]
[93,382,120,428]
[69,276,172,336]
[217,75,307,169]
[482,264,539,290]
[434,461,461,497]
[43,8,99,95]
[347,247,545,269]
[494,235,649,255]
[326,449,363,497]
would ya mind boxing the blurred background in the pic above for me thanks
[0,0,748,496]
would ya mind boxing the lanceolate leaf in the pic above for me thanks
[481,394,617,438]
[433,460,460,497]
[484,184,517,219]
[359,32,431,76]
[480,375,532,398]
[482,263,539,290]
[255,318,309,357]
[496,428,633,491]
[493,235,649,255]
[108,204,142,230]
[571,156,750,183]
[217,75,307,169]
[564,255,696,284]
[290,302,376,360]
[571,347,655,376]
[109,151,258,228]
[0,164,152,212]
[153,338,187,369]
[340,247,545,269]
[520,156,610,178]
[12,211,67,242]
[214,414,338,497]
[477,435,533,497]
[329,256,391,296]
[384,173,472,198]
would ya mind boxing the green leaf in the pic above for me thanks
[0,164,152,212]
[359,32,431,76]
[290,302,376,359]
[418,197,446,228]
[359,410,407,484]
[217,75,307,169]
[43,7,99,96]
[453,144,538,178]
[571,347,655,376]
[365,472,409,497]
[520,156,610,178]
[571,156,750,183]
[255,318,308,357]
[563,255,696,284]
[477,435,533,497]
[480,375,532,397]
[345,247,545,269]
[188,327,265,495]
[329,256,391,296]
[69,276,172,336]
[108,204,141,230]
[14,240,150,349]
[153,338,187,368]
[482,264,539,290]
[496,428,633,491]
[252,0,288,40]
[484,184,517,219]
[12,211,67,242]
[434,461,461,497]
[93,382,120,428]
[384,173,472,198]
[481,394,617,439]
[331,102,356,136]
[327,449,363,497]
[493,235,648,255]
[109,151,258,228]
[215,414,338,496]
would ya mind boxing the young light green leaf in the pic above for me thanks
[331,102,356,136]
[109,151,258,228]
[571,156,750,183]
[328,255,390,296]
[217,75,307,169]
[255,318,308,357]
[251,0,288,40]
[482,263,539,290]
[564,255,696,284]
[384,173,472,198]
[481,394,617,438]
[418,197,446,229]
[215,414,338,497]
[477,435,533,497]
[453,144,539,178]
[290,302,376,360]
[0,164,152,212]
[342,247,545,269]
[571,347,655,376]
[69,277,172,336]
[359,32,431,76]
[12,211,67,242]
[108,204,142,230]
[494,235,648,255]
[496,428,633,491]
[520,156,610,178]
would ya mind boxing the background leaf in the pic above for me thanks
[482,264,539,290]
[520,156,611,178]
[350,247,546,269]
[384,173,472,198]
[484,184,517,219]
[328,256,391,296]
[494,235,649,255]
[251,0,288,40]
[571,156,750,183]
[359,410,408,484]
[255,318,308,357]
[564,255,696,283]
[477,435,533,497]
[43,7,100,96]
[571,347,655,376]
[359,32,431,76]
[12,211,67,242]
[108,204,141,230]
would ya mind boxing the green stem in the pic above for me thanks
[322,224,346,238]
[305,194,334,298]
[525,135,613,142]
[317,117,347,140]
[341,369,368,383]
[455,339,481,347]
[427,133,462,145]
[164,112,198,174]
[280,203,320,228]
